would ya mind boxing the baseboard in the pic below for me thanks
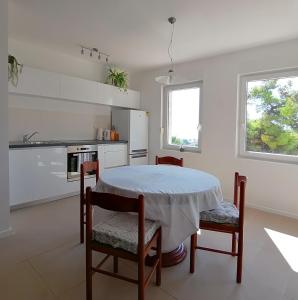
[0,226,14,239]
[246,202,298,220]
[10,192,79,211]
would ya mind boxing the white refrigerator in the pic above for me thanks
[112,110,149,165]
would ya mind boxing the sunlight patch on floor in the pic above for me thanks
[265,228,298,272]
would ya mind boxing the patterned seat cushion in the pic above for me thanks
[200,200,239,225]
[92,213,159,254]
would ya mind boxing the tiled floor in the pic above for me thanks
[0,196,297,300]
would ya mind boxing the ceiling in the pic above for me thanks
[8,0,298,72]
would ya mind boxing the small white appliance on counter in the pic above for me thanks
[112,109,148,165]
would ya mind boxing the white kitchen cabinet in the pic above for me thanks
[9,149,34,206]
[97,83,140,108]
[9,66,60,98]
[30,147,96,198]
[9,66,140,109]
[9,147,79,207]
[107,84,140,109]
[97,83,113,105]
[9,144,128,207]
[31,147,69,200]
[103,144,128,169]
[60,75,98,104]
[97,145,105,173]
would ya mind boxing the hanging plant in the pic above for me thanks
[106,68,128,91]
[8,54,23,87]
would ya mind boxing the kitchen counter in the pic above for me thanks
[9,140,128,149]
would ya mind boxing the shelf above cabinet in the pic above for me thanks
[9,66,140,109]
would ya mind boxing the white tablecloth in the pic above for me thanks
[94,165,223,252]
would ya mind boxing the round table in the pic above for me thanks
[94,165,223,267]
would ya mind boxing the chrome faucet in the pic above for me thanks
[23,131,39,143]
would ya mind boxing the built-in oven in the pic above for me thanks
[67,145,98,182]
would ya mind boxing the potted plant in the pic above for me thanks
[106,67,128,91]
[8,54,23,87]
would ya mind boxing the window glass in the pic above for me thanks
[163,81,202,152]
[168,87,200,148]
[246,76,298,156]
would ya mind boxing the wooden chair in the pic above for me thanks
[155,156,183,167]
[85,188,162,300]
[80,160,99,244]
[190,172,247,283]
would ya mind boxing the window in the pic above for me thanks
[239,69,298,163]
[163,81,202,152]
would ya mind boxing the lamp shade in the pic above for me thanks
[155,69,174,85]
[155,75,171,85]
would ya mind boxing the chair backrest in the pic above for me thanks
[233,172,247,229]
[85,187,145,254]
[80,160,99,202]
[155,155,183,167]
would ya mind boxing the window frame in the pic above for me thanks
[162,81,203,153]
[238,68,298,164]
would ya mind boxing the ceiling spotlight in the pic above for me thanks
[79,45,110,63]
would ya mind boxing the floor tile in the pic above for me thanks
[29,239,105,296]
[0,197,297,300]
[0,261,57,300]
[59,273,176,300]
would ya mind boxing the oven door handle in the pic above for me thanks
[131,154,147,158]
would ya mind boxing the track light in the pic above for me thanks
[80,45,110,63]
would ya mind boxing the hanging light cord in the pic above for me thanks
[168,21,175,71]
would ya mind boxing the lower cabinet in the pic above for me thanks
[32,147,70,201]
[102,144,128,169]
[9,147,73,206]
[9,149,34,206]
[9,143,128,207]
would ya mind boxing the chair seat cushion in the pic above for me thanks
[200,200,239,225]
[92,213,159,254]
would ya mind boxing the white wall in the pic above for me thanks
[0,0,11,237]
[8,38,116,141]
[131,39,298,219]
[9,38,108,82]
[9,95,111,141]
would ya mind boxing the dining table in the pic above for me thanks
[93,164,223,267]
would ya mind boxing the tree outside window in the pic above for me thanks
[246,77,298,156]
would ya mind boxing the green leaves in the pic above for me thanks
[106,68,128,91]
[8,54,23,87]
[171,136,182,145]
[246,78,298,155]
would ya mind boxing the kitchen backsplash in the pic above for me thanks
[9,107,111,141]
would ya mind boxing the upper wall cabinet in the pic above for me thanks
[97,82,113,105]
[9,66,140,109]
[109,85,140,109]
[96,83,140,108]
[9,67,60,99]
[59,74,98,104]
